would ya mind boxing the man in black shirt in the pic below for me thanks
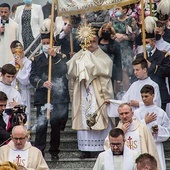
[0,91,10,146]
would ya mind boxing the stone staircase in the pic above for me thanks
[30,90,170,170]
[30,106,96,170]
[164,140,170,170]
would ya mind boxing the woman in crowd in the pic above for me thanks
[98,23,122,96]
[14,0,44,56]
[111,5,138,92]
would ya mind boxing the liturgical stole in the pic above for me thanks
[125,129,141,154]
[9,149,29,167]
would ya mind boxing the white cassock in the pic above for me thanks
[107,77,161,117]
[0,17,19,67]
[93,146,138,170]
[134,105,170,170]
[10,57,32,129]
[0,81,23,125]
[0,82,22,107]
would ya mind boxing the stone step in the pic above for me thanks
[45,149,80,159]
[30,130,77,141]
[47,158,170,170]
[51,169,92,170]
[30,135,170,159]
[30,103,72,113]
[30,123,73,133]
[30,118,73,136]
[62,123,72,131]
[30,117,73,124]
[166,158,170,169]
[31,139,78,150]
[30,109,72,125]
[30,122,73,132]
[50,168,92,170]
[46,157,170,170]
[46,158,96,169]
[163,139,170,157]
[29,132,170,159]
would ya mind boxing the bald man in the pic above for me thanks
[0,125,49,170]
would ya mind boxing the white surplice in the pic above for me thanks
[77,119,112,151]
[0,81,23,125]
[0,82,22,107]
[107,77,161,117]
[93,146,138,170]
[10,57,32,129]
[134,104,170,170]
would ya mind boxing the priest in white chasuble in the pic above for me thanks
[93,128,138,170]
[0,125,49,170]
[67,32,114,158]
[104,103,161,170]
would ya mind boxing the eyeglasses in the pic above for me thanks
[110,143,122,147]
[12,136,27,141]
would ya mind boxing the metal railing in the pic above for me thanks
[24,34,42,60]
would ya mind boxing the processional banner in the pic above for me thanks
[56,0,140,15]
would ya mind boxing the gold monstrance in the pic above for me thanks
[14,43,22,91]
[76,19,96,51]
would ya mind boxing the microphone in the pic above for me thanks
[1,19,7,25]
[1,19,7,35]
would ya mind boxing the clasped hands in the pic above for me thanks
[43,81,53,90]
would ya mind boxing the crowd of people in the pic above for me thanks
[0,0,170,169]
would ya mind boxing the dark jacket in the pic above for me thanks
[86,10,110,29]
[29,52,69,105]
[138,49,170,103]
[55,31,81,59]
[99,38,122,81]
[0,115,10,145]
[42,2,57,21]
